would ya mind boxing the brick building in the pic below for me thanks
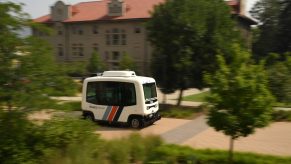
[34,0,256,75]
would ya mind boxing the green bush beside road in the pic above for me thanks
[272,110,291,122]
[1,111,291,164]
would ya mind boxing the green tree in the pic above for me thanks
[276,0,291,54]
[205,45,274,163]
[267,55,291,104]
[250,0,281,60]
[18,37,78,98]
[0,5,79,163]
[147,0,240,105]
[0,2,77,109]
[251,0,291,60]
[119,52,136,71]
[86,51,106,73]
[64,61,87,77]
[0,1,28,108]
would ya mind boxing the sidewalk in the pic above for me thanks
[182,121,291,156]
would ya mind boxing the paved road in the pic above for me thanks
[161,115,208,144]
[29,110,291,156]
[95,116,291,157]
[48,88,291,156]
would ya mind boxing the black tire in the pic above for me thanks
[129,117,143,129]
[84,113,95,122]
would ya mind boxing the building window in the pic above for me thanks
[105,51,109,60]
[57,44,63,56]
[134,27,141,33]
[57,26,62,35]
[106,34,111,45]
[72,26,77,34]
[92,25,98,34]
[79,45,84,56]
[72,26,83,35]
[78,28,83,35]
[121,34,126,45]
[72,43,84,57]
[105,28,126,46]
[112,34,119,45]
[112,51,120,61]
[92,43,98,52]
[112,62,119,70]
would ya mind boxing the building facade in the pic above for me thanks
[34,0,255,75]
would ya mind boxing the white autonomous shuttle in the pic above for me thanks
[82,71,160,128]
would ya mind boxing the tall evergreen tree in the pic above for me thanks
[147,0,240,105]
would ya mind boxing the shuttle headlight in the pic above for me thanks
[147,104,157,110]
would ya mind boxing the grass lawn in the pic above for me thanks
[182,91,210,102]
[156,146,291,164]
[159,104,205,119]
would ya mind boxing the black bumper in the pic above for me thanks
[142,112,161,126]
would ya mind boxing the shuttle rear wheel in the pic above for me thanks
[84,113,94,122]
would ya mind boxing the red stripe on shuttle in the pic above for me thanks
[108,106,118,122]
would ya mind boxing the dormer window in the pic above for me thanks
[51,1,71,21]
[108,0,125,16]
[57,9,63,15]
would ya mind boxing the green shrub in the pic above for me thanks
[0,111,38,164]
[0,111,97,164]
[1,111,291,164]
[272,110,291,122]
[148,144,197,163]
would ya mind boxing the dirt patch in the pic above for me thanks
[27,109,55,125]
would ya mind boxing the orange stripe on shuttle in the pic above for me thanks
[108,106,118,122]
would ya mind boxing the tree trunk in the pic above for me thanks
[228,137,234,164]
[7,100,12,111]
[176,88,184,106]
[163,93,167,104]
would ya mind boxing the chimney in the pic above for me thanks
[239,0,246,15]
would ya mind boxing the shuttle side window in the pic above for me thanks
[86,81,136,106]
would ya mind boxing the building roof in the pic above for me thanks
[34,0,165,23]
[34,0,256,25]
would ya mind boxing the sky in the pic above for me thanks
[9,0,259,19]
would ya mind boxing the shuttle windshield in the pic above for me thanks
[143,83,157,103]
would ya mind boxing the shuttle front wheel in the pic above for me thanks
[129,117,143,129]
